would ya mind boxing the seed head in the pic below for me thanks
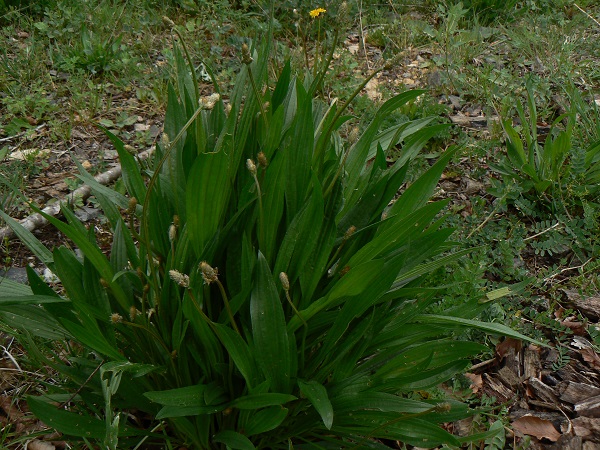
[200,261,219,285]
[241,43,253,65]
[434,402,451,413]
[200,93,220,110]
[169,270,190,288]
[344,225,356,240]
[348,126,360,144]
[129,306,139,321]
[127,197,138,214]
[246,158,257,176]
[257,151,268,168]
[110,313,123,324]
[168,224,177,243]
[279,272,290,291]
[161,132,170,149]
[162,16,175,27]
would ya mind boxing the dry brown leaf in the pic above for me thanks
[464,372,482,393]
[580,347,600,370]
[496,337,522,359]
[512,415,561,442]
[560,320,587,335]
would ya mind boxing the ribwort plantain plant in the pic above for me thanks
[0,20,538,449]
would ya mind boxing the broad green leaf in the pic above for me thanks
[0,305,70,340]
[0,278,32,296]
[60,319,123,361]
[244,406,288,436]
[230,393,297,410]
[144,384,208,407]
[274,179,324,281]
[0,295,68,306]
[155,404,226,419]
[213,323,260,388]
[289,259,384,332]
[28,397,141,439]
[28,397,107,439]
[298,379,333,429]
[32,206,130,310]
[284,81,314,218]
[251,252,291,393]
[101,361,156,378]
[213,431,255,450]
[345,90,425,195]
[186,150,230,256]
[384,146,457,220]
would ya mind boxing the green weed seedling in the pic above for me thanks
[0,12,541,450]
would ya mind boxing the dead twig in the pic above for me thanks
[0,146,154,240]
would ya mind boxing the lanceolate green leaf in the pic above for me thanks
[0,295,68,306]
[251,252,291,393]
[288,259,385,332]
[212,323,260,388]
[144,384,209,407]
[384,146,457,220]
[0,210,53,267]
[0,277,32,296]
[416,314,546,346]
[298,379,334,429]
[28,397,141,439]
[230,393,297,410]
[244,407,289,436]
[102,128,147,203]
[186,150,230,256]
[213,431,256,450]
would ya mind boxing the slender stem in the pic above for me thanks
[252,173,265,251]
[284,289,308,372]
[216,279,241,335]
[247,65,268,129]
[466,189,510,239]
[313,20,321,79]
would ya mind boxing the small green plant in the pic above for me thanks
[491,80,600,209]
[0,26,535,449]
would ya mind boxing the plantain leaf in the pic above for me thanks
[416,314,547,346]
[230,393,297,410]
[244,406,288,436]
[298,379,334,429]
[0,210,53,267]
[144,384,209,407]
[28,397,141,439]
[251,252,291,393]
[213,431,255,450]
[0,295,68,306]
[186,150,230,256]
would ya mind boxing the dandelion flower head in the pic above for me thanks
[309,7,326,18]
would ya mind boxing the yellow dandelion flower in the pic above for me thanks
[309,7,326,18]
